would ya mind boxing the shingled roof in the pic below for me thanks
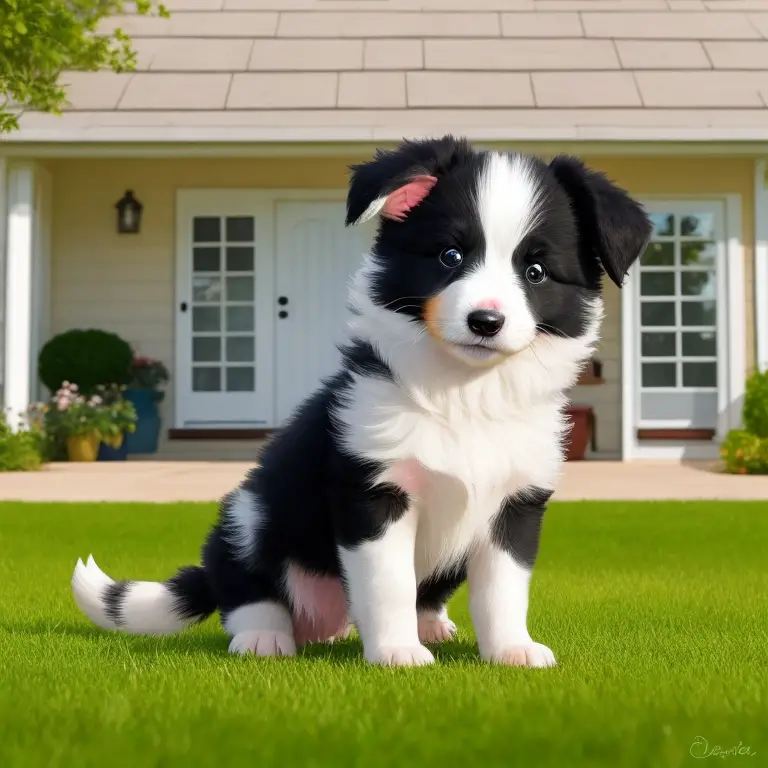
[11,0,768,143]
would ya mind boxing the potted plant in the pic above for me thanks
[124,356,170,455]
[44,382,109,462]
[720,369,768,474]
[95,385,138,461]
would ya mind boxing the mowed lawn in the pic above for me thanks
[1,501,766,768]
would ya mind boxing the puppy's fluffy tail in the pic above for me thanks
[71,555,217,635]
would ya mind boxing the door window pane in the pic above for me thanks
[193,337,221,363]
[682,331,716,357]
[679,213,714,239]
[681,271,715,298]
[641,242,674,267]
[682,362,717,388]
[642,363,676,388]
[681,241,716,267]
[193,247,220,272]
[193,217,220,243]
[226,217,254,242]
[192,367,221,392]
[226,306,254,332]
[226,337,255,363]
[227,277,254,302]
[641,272,675,296]
[641,302,675,326]
[226,367,255,392]
[642,332,676,357]
[226,247,254,272]
[192,276,221,303]
[192,306,220,332]
[649,213,674,237]
[681,301,716,327]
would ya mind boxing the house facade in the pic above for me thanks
[1,0,768,461]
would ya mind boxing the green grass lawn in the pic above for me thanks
[1,501,766,768]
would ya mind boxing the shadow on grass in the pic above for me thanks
[5,617,482,665]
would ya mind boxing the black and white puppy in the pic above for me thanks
[72,136,650,667]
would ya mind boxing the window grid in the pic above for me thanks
[638,212,718,393]
[190,216,257,392]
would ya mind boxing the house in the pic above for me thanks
[1,0,767,462]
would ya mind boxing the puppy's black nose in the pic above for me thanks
[467,309,505,337]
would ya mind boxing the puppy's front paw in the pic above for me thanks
[418,614,457,643]
[229,630,297,657]
[365,644,435,667]
[484,642,556,668]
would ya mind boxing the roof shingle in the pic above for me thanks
[13,2,768,143]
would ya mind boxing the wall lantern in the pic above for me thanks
[115,190,143,234]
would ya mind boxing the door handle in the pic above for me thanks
[180,302,188,312]
[278,310,288,319]
[278,296,288,306]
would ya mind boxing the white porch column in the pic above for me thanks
[3,165,35,430]
[755,160,768,372]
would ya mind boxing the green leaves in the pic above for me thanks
[0,0,169,132]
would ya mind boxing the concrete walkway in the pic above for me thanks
[0,460,766,502]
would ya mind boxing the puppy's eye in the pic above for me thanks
[525,262,548,285]
[439,248,463,269]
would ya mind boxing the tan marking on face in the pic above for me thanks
[423,296,443,341]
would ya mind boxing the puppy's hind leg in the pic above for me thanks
[205,488,296,657]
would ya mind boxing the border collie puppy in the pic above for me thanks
[72,136,650,667]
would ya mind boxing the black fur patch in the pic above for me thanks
[166,566,217,621]
[490,488,553,569]
[103,581,132,626]
[338,339,394,382]
[416,557,468,613]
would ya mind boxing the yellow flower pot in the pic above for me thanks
[67,433,101,462]
[102,432,124,450]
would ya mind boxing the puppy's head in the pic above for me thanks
[346,136,651,367]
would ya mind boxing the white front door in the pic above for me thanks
[176,191,275,428]
[176,191,373,429]
[274,200,373,423]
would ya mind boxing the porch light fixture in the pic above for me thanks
[115,190,143,234]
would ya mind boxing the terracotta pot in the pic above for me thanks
[564,405,594,461]
[67,432,101,462]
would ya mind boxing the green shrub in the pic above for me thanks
[720,429,768,475]
[38,329,133,394]
[742,368,768,438]
[0,413,44,471]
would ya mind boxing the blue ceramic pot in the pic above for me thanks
[124,388,162,454]
[97,437,129,461]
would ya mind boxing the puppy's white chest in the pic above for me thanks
[360,400,563,581]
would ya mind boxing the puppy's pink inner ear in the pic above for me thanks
[381,175,438,221]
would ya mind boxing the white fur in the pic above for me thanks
[468,540,555,666]
[338,506,434,666]
[222,486,262,564]
[224,602,296,656]
[336,151,601,665]
[71,555,198,635]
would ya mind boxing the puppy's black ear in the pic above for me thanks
[345,134,472,227]
[549,155,652,287]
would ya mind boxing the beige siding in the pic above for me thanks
[47,154,756,458]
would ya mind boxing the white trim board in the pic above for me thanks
[621,196,746,461]
[755,160,768,372]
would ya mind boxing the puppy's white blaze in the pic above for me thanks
[477,152,544,262]
[71,556,117,631]
[222,486,261,564]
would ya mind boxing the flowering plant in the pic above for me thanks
[32,382,136,439]
[129,356,170,391]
